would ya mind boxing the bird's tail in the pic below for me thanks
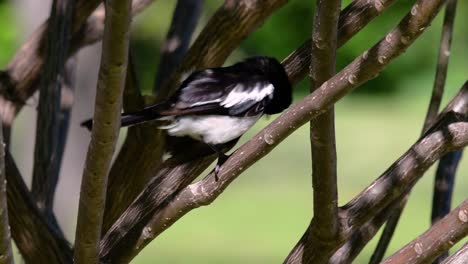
[81,103,165,131]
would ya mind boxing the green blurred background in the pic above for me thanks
[1,0,467,263]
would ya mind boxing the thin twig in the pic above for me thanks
[381,200,468,264]
[73,0,132,263]
[371,1,460,262]
[153,0,204,94]
[101,0,401,237]
[306,0,341,261]
[0,121,13,264]
[31,0,75,231]
[441,243,468,264]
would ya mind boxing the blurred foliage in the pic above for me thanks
[0,0,18,67]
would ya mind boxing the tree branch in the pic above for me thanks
[99,0,446,260]
[371,1,460,261]
[441,243,468,264]
[283,0,399,84]
[423,0,458,131]
[153,0,204,94]
[329,195,408,264]
[0,121,13,264]
[31,0,75,232]
[305,0,341,262]
[101,0,402,238]
[429,2,461,262]
[6,152,72,264]
[381,200,468,264]
[73,0,132,263]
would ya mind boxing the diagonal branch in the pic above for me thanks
[31,0,75,231]
[329,195,409,264]
[153,0,204,94]
[0,121,13,264]
[441,243,468,264]
[101,0,402,237]
[73,0,132,263]
[6,151,72,264]
[305,0,341,262]
[381,200,468,264]
[283,0,399,84]
[371,1,460,262]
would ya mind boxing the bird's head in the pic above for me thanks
[243,56,293,114]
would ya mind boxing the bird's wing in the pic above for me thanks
[162,68,274,117]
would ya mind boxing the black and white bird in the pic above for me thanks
[82,56,292,174]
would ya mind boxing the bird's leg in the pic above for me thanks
[207,144,230,181]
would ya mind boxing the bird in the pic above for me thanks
[82,56,292,176]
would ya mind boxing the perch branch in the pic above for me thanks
[371,1,460,262]
[73,0,132,263]
[153,0,204,94]
[381,200,468,264]
[306,0,341,261]
[31,0,75,231]
[101,0,401,237]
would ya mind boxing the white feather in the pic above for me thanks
[221,83,274,108]
[189,98,222,107]
[163,115,261,145]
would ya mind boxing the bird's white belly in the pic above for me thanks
[164,115,261,145]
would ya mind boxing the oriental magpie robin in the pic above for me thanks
[82,56,292,176]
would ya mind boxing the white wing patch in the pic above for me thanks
[190,98,222,107]
[221,83,274,108]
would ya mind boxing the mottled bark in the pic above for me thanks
[382,200,468,264]
[306,0,341,262]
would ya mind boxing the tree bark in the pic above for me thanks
[73,0,132,263]
[381,200,468,264]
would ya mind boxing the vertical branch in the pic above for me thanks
[31,0,76,228]
[428,2,461,263]
[306,0,341,261]
[423,0,458,131]
[56,59,77,176]
[0,121,13,264]
[153,0,204,94]
[73,0,132,263]
[370,1,459,262]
